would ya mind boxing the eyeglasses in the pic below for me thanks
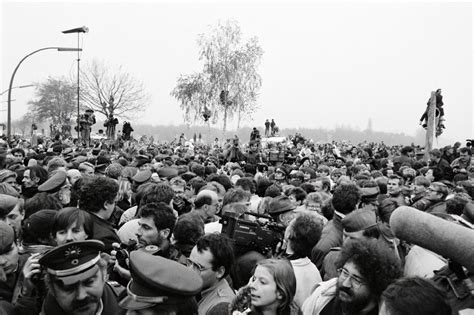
[186,259,212,274]
[337,268,366,289]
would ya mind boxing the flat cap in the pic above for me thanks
[72,155,88,164]
[39,240,105,285]
[38,170,68,193]
[157,167,178,180]
[132,169,152,184]
[0,170,16,183]
[119,250,203,310]
[268,195,296,215]
[342,209,377,233]
[360,186,380,198]
[0,194,19,216]
[134,155,151,168]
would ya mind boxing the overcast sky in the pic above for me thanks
[1,1,472,143]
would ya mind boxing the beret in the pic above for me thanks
[38,170,68,193]
[119,250,203,310]
[268,195,296,215]
[132,169,152,184]
[39,240,105,285]
[342,209,377,233]
[157,167,178,180]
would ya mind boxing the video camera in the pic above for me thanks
[220,211,285,256]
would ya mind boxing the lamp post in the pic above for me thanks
[62,26,88,141]
[0,84,35,96]
[7,47,81,143]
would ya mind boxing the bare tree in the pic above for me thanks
[80,60,149,119]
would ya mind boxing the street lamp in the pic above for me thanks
[0,84,35,96]
[62,26,88,141]
[7,47,81,143]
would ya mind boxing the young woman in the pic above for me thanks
[52,207,93,245]
[231,259,301,315]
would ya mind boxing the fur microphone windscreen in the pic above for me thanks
[390,206,474,273]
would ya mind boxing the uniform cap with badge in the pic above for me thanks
[119,250,203,310]
[39,240,105,285]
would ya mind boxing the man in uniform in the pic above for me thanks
[39,240,125,315]
[119,250,203,314]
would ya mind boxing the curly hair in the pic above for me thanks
[79,176,118,213]
[141,183,175,206]
[235,177,256,194]
[332,183,361,214]
[206,174,233,191]
[139,202,176,238]
[287,213,323,257]
[336,239,401,298]
[196,233,234,279]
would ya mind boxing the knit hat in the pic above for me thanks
[105,163,124,180]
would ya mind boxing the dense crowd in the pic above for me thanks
[0,130,473,315]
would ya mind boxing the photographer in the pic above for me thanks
[225,137,246,163]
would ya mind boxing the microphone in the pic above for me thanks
[62,26,89,34]
[390,206,474,273]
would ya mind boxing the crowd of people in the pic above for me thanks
[0,128,473,315]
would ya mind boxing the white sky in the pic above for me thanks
[1,1,472,142]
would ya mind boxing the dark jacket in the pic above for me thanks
[430,158,453,181]
[311,214,343,271]
[89,213,121,253]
